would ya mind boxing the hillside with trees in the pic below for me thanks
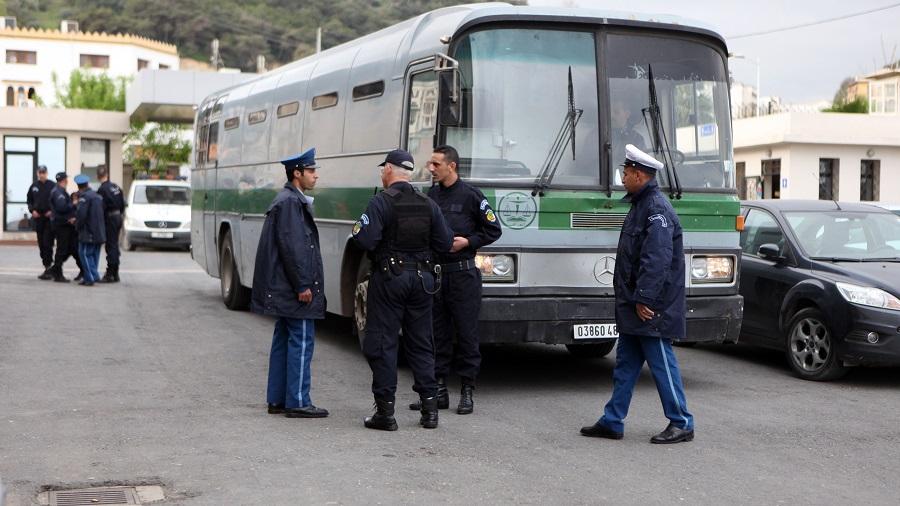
[2,0,522,71]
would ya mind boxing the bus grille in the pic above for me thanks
[570,213,626,229]
[145,221,181,229]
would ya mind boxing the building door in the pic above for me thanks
[762,159,781,199]
[736,162,746,199]
[860,160,879,201]
[4,152,36,232]
[819,159,838,200]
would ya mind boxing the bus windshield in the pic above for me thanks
[449,28,601,187]
[607,33,735,190]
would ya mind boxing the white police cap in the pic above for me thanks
[624,144,663,174]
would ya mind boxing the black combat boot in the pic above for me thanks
[111,266,120,282]
[364,398,398,431]
[38,267,53,280]
[99,270,114,283]
[419,396,439,429]
[409,378,449,410]
[52,266,69,283]
[457,384,474,415]
[74,271,84,282]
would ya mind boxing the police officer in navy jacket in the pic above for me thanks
[48,172,83,282]
[251,148,328,419]
[352,149,453,431]
[28,165,57,279]
[74,174,106,286]
[96,165,126,283]
[581,144,694,444]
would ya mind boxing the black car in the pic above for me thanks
[738,200,900,381]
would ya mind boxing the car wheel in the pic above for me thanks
[785,308,847,381]
[352,258,371,348]
[566,341,616,359]
[220,230,251,310]
[124,233,136,251]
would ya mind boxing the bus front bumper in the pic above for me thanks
[477,295,743,345]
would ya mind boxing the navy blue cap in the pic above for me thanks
[55,172,68,182]
[74,174,90,185]
[281,147,319,170]
[379,149,415,170]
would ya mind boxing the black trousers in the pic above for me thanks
[34,215,54,267]
[104,214,123,268]
[433,267,483,384]
[51,223,82,273]
[363,269,437,402]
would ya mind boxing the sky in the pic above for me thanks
[526,0,900,104]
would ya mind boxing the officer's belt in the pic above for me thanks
[439,258,476,273]
[106,210,122,216]
[379,258,434,273]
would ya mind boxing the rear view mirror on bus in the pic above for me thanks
[438,70,461,126]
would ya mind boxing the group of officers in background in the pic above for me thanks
[26,165,125,285]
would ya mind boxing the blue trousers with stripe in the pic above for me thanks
[267,318,315,408]
[599,333,693,433]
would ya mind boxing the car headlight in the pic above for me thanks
[836,282,900,311]
[474,254,515,282]
[691,255,734,283]
[183,220,191,230]
[126,216,142,228]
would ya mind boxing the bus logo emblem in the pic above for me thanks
[593,255,615,285]
[497,192,536,230]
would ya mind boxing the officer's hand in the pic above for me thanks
[636,303,655,321]
[450,236,470,253]
[298,289,313,303]
[67,217,76,225]
[31,211,40,219]
[44,211,52,218]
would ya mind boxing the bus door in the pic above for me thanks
[203,119,221,275]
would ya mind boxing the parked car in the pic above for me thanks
[868,202,900,217]
[738,200,900,381]
[123,180,191,251]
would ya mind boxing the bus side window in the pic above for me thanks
[198,124,209,166]
[207,122,219,164]
[406,70,438,182]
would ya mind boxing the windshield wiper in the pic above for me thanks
[860,257,900,262]
[533,66,582,197]
[810,256,863,262]
[641,64,682,199]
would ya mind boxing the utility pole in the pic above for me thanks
[316,27,322,53]
[256,55,266,73]
[210,39,223,70]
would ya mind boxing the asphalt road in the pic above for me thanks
[1,246,899,505]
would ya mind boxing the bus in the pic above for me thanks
[191,3,743,357]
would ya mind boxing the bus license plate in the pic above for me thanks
[151,232,174,239]
[573,323,618,340]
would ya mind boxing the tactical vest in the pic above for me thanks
[375,185,431,260]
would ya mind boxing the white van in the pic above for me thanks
[124,179,192,251]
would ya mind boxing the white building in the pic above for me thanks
[2,20,179,108]
[866,68,899,115]
[733,112,900,202]
[730,80,757,119]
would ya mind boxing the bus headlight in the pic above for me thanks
[691,255,734,283]
[475,254,516,282]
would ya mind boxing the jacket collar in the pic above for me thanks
[283,182,311,204]
[622,178,659,204]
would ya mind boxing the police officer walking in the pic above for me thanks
[580,144,694,444]
[352,149,453,431]
[74,174,106,286]
[48,172,83,283]
[96,165,125,283]
[251,148,329,419]
[407,145,501,415]
[27,165,56,279]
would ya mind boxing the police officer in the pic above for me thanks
[580,144,694,444]
[27,165,56,279]
[352,149,453,431]
[407,145,501,415]
[48,173,83,283]
[251,148,329,419]
[96,165,125,283]
[74,174,106,286]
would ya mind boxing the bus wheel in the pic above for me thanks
[566,341,616,359]
[220,230,251,310]
[352,258,371,347]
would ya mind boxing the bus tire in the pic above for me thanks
[352,257,372,347]
[220,230,251,310]
[566,341,616,359]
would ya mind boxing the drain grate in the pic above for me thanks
[49,487,139,506]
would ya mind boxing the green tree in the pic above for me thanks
[125,122,192,177]
[53,70,127,111]
[824,96,869,113]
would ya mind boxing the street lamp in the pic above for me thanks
[729,53,761,117]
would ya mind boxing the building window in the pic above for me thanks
[80,139,109,183]
[5,86,13,106]
[818,159,839,200]
[885,82,897,114]
[735,162,746,199]
[80,54,110,69]
[4,136,66,232]
[159,64,170,70]
[860,160,880,201]
[6,50,37,64]
[138,59,149,70]
[870,83,883,113]
[762,159,781,199]
[277,101,299,118]
[311,92,338,110]
[352,80,385,101]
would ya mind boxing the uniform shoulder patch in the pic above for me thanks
[486,209,496,223]
[352,221,362,236]
[360,213,369,225]
[648,214,668,228]
[479,198,489,211]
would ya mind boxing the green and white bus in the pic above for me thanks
[191,3,743,357]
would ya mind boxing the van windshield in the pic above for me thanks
[134,185,191,205]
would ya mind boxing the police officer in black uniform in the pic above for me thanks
[49,172,82,283]
[407,145,502,415]
[27,165,57,279]
[352,149,453,431]
[96,165,125,282]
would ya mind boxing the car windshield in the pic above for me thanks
[785,211,900,260]
[134,185,191,205]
